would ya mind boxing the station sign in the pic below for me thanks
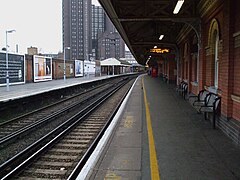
[149,48,170,53]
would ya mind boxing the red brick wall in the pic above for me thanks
[232,101,240,120]
[232,1,240,120]
[52,59,75,79]
[198,20,207,91]
[176,1,240,122]
[190,54,197,82]
[205,54,215,86]
[233,51,240,96]
[168,60,176,82]
[25,55,33,83]
[220,1,235,117]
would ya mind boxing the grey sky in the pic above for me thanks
[0,0,100,54]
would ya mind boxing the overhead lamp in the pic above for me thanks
[173,0,184,14]
[154,46,157,48]
[159,35,164,40]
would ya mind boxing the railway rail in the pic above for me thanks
[0,78,124,167]
[0,78,122,142]
[0,75,136,179]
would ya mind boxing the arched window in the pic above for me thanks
[214,32,219,88]
[192,35,199,82]
[208,19,220,89]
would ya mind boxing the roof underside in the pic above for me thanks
[98,0,200,65]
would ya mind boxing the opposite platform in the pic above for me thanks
[0,75,115,103]
[87,75,240,179]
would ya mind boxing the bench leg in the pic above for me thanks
[204,112,207,120]
[212,111,216,129]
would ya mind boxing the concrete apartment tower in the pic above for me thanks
[91,4,105,60]
[62,0,91,60]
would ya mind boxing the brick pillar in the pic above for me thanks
[221,0,234,117]
[168,60,176,83]
[198,21,206,91]
[187,54,192,92]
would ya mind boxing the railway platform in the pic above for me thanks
[0,75,115,103]
[82,75,240,180]
[1,74,240,179]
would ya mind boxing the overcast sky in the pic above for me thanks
[0,0,100,54]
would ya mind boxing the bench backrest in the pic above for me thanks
[205,93,221,110]
[180,82,188,91]
[180,82,185,88]
[198,90,209,101]
[214,97,221,110]
[184,83,188,93]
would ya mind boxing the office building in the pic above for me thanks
[97,14,125,60]
[63,0,124,61]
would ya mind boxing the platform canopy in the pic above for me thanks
[101,58,131,66]
[98,0,215,65]
[100,58,121,66]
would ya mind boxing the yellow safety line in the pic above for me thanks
[142,77,160,180]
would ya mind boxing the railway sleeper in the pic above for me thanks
[34,161,73,167]
[60,138,91,143]
[18,168,67,179]
[41,154,78,161]
[69,132,97,136]
[64,136,94,140]
[54,143,88,148]
[72,128,100,132]
[49,148,83,154]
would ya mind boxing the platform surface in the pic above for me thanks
[89,75,240,179]
[0,75,113,103]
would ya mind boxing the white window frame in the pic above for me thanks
[214,33,219,88]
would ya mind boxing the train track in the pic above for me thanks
[0,76,136,179]
[0,78,121,142]
[0,78,124,167]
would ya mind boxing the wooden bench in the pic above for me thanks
[198,92,221,129]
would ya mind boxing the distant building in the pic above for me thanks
[27,47,38,55]
[41,53,59,59]
[97,15,125,60]
[121,51,143,72]
[98,31,125,60]
[62,1,125,61]
[62,0,91,60]
[91,5,104,60]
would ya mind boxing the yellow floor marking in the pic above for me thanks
[124,115,134,128]
[142,77,160,180]
[104,172,121,180]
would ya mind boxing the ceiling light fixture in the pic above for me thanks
[173,0,184,14]
[159,35,164,40]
